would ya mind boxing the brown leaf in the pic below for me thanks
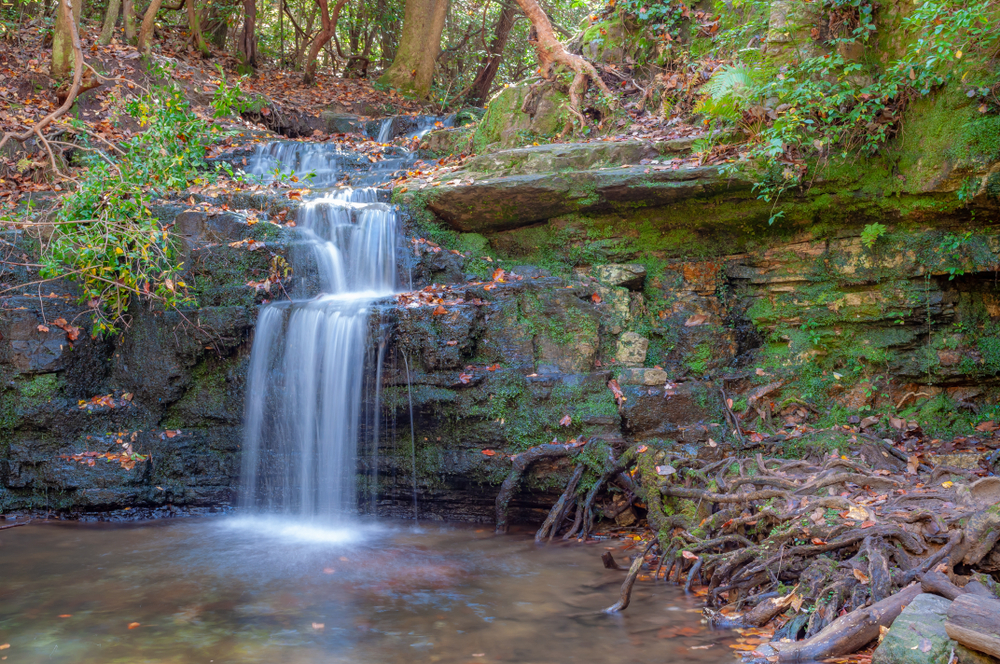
[559,414,572,427]
[853,569,870,584]
[458,372,473,384]
[432,305,448,315]
[128,622,141,629]
[37,324,50,333]
[684,314,708,327]
[591,292,602,304]
[681,550,698,560]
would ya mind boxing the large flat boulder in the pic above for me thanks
[423,164,749,232]
[872,593,997,664]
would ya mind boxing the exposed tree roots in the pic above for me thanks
[502,435,1000,659]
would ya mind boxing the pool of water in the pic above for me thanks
[0,517,735,663]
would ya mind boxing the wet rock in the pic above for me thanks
[621,381,713,439]
[524,289,600,374]
[616,332,649,366]
[595,285,631,335]
[872,593,995,664]
[592,264,647,290]
[320,112,365,135]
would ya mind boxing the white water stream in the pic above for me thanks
[240,179,400,520]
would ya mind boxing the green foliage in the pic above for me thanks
[707,0,1000,213]
[40,84,225,335]
[210,68,257,117]
[861,222,887,248]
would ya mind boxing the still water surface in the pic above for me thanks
[0,518,735,663]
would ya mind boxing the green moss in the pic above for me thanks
[686,342,712,375]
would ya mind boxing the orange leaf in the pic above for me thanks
[432,305,448,315]
[482,449,496,456]
[681,550,699,560]
[860,520,876,528]
[128,622,141,629]
[559,414,572,427]
[591,292,602,304]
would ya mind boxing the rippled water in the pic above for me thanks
[0,519,735,663]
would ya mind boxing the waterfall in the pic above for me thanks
[240,181,400,520]
[244,141,346,187]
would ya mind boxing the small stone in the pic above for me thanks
[615,332,649,366]
[592,264,647,290]
[618,367,668,386]
[937,350,961,367]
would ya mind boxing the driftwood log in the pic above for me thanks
[944,594,1000,659]
[772,583,922,662]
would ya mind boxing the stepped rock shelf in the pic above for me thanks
[2,132,1000,518]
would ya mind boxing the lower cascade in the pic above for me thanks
[239,175,401,519]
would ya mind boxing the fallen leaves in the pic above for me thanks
[559,414,572,427]
[127,622,141,629]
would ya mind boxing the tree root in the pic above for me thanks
[604,539,656,613]
[494,441,584,534]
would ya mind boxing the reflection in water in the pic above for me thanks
[0,519,734,663]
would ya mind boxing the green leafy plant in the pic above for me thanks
[861,222,887,248]
[39,84,226,335]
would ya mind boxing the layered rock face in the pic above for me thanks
[4,94,1000,519]
[0,197,290,515]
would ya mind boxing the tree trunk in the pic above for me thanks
[138,0,164,53]
[186,0,210,56]
[377,0,448,98]
[510,0,612,124]
[302,0,349,84]
[51,0,81,80]
[945,594,1000,659]
[466,0,517,106]
[238,0,258,68]
[123,0,136,41]
[99,0,121,45]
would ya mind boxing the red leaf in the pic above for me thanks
[458,372,473,384]
[591,292,602,304]
[481,449,496,456]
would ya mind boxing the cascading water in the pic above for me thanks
[240,181,401,520]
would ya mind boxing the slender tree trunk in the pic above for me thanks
[375,0,396,68]
[185,0,210,55]
[302,0,348,84]
[512,0,612,121]
[466,0,517,106]
[123,0,136,41]
[51,0,81,79]
[99,0,121,44]
[377,0,448,98]
[138,0,164,53]
[238,0,258,68]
